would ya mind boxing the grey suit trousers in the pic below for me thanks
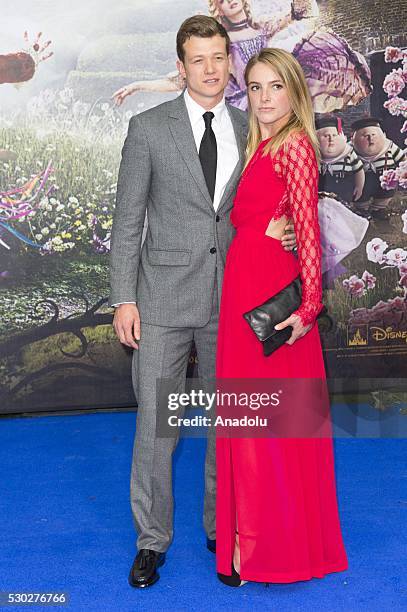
[130,278,219,552]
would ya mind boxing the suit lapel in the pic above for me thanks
[168,94,213,208]
[217,103,248,213]
[167,95,248,213]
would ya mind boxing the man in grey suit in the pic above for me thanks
[109,15,295,588]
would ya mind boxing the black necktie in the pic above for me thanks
[199,112,217,201]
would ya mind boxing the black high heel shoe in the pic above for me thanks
[217,531,248,587]
[217,561,248,587]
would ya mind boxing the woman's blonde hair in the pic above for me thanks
[243,47,320,166]
[208,0,261,30]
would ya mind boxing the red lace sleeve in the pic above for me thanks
[282,134,324,326]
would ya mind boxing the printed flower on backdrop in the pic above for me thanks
[72,101,91,118]
[92,230,111,254]
[342,275,366,297]
[402,210,407,234]
[58,88,74,105]
[366,238,389,263]
[384,248,407,267]
[391,296,407,310]
[380,169,399,191]
[395,160,407,188]
[399,274,407,290]
[383,96,407,117]
[361,270,377,289]
[401,120,407,133]
[398,262,407,277]
[384,46,405,63]
[383,68,406,97]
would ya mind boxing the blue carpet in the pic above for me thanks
[0,412,405,611]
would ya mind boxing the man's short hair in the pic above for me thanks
[176,15,230,62]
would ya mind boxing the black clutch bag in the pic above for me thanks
[243,276,326,357]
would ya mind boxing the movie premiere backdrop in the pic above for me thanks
[0,0,406,414]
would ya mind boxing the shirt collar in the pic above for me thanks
[184,89,227,128]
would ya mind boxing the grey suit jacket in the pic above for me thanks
[108,93,248,327]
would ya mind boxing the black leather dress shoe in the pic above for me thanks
[206,538,216,553]
[128,549,166,588]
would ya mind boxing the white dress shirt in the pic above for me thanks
[183,89,239,212]
[112,90,239,307]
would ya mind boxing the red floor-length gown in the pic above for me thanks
[215,132,348,583]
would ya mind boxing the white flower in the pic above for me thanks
[402,210,407,234]
[58,88,74,105]
[56,204,65,212]
[68,196,79,204]
[385,248,407,267]
[366,238,388,263]
[35,233,43,241]
[41,227,50,235]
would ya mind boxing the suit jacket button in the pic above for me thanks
[210,247,216,254]
[215,215,220,222]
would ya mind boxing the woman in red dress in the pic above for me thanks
[216,48,348,586]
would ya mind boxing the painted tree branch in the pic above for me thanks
[0,296,115,358]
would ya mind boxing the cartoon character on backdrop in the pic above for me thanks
[318,192,370,288]
[0,33,53,254]
[351,117,406,220]
[315,116,369,288]
[316,115,365,204]
[112,0,372,114]
[0,32,52,85]
[0,32,53,163]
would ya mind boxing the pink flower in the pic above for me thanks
[385,248,407,267]
[383,69,406,97]
[401,120,407,133]
[366,238,388,263]
[395,161,407,189]
[342,274,366,297]
[390,296,407,310]
[384,97,407,117]
[361,270,376,289]
[385,46,404,63]
[399,274,407,290]
[402,210,407,234]
[380,168,399,190]
[398,261,407,276]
